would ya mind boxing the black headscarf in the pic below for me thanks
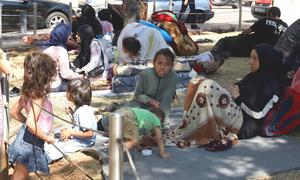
[239,43,283,86]
[72,4,102,37]
[236,44,284,139]
[73,25,95,68]
[254,43,283,78]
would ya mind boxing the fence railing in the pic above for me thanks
[0,2,73,49]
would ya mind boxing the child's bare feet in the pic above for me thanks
[159,152,171,159]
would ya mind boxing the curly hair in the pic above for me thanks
[122,37,141,57]
[67,79,92,107]
[22,52,57,99]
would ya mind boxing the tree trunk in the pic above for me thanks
[123,0,139,26]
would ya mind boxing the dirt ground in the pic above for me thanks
[5,31,300,179]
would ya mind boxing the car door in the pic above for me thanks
[20,0,51,29]
[145,0,212,22]
[145,0,182,19]
[195,0,211,11]
[153,0,182,13]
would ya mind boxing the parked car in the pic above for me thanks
[212,0,253,9]
[251,0,273,19]
[85,0,122,12]
[83,0,214,24]
[146,0,214,23]
[1,0,74,32]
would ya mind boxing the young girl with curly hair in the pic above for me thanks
[9,52,57,179]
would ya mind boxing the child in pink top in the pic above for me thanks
[9,52,57,179]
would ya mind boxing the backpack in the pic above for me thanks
[158,21,198,56]
[151,10,198,56]
[88,38,113,78]
[151,10,178,23]
[96,37,115,63]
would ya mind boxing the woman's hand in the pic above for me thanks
[68,49,80,55]
[0,58,17,77]
[228,84,240,98]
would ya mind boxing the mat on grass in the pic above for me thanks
[102,108,300,180]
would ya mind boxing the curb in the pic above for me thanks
[1,28,51,40]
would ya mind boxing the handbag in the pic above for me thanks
[88,38,110,78]
[88,66,105,77]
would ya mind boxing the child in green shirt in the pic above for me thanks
[99,107,170,158]
[126,48,178,132]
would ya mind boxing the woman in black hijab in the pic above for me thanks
[73,4,102,37]
[166,44,284,148]
[229,43,284,139]
[72,25,96,68]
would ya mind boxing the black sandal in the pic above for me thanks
[204,138,233,152]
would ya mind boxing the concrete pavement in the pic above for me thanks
[99,108,300,180]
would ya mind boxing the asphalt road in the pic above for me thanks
[195,5,256,31]
[210,5,256,24]
[0,6,256,50]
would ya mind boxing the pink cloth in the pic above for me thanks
[25,98,54,134]
[43,46,81,89]
[99,20,114,34]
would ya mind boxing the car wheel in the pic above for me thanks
[45,12,68,28]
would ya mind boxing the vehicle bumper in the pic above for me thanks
[251,4,271,19]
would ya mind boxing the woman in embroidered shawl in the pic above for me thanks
[169,43,283,145]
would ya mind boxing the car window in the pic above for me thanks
[144,0,182,13]
[195,0,210,10]
[145,0,210,13]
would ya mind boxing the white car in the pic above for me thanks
[146,0,214,23]
[73,0,214,24]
